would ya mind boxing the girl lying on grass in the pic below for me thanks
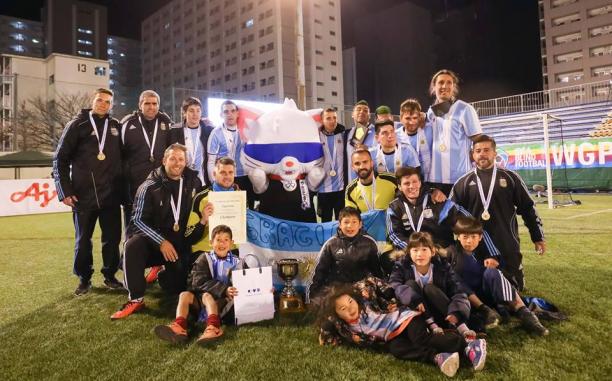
[316,279,487,377]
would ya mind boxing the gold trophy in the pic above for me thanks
[277,258,305,313]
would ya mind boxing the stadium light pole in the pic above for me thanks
[295,0,306,110]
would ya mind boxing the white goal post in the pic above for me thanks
[480,113,560,209]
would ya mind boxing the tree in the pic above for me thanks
[16,92,91,151]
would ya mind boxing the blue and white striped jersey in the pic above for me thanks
[207,124,245,178]
[426,100,482,184]
[318,131,346,193]
[397,127,433,182]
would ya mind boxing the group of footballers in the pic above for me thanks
[51,69,550,376]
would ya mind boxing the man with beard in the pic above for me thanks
[450,135,545,291]
[369,120,420,176]
[346,100,375,181]
[111,144,202,319]
[345,149,397,213]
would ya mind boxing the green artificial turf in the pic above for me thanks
[0,195,611,380]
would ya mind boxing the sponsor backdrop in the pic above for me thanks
[1,179,70,216]
[497,137,612,190]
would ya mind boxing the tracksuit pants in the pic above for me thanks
[317,190,345,222]
[386,315,465,363]
[122,234,190,300]
[72,206,121,282]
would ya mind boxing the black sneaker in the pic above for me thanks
[104,277,124,290]
[518,307,549,336]
[75,281,92,296]
[478,304,501,329]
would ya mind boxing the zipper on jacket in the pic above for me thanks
[91,172,101,209]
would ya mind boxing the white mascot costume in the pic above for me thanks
[240,99,325,222]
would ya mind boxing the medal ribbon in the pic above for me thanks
[402,194,429,232]
[376,144,402,173]
[89,111,108,156]
[358,178,376,211]
[185,125,201,169]
[320,131,338,175]
[223,125,238,159]
[138,116,159,161]
[475,165,497,215]
[170,177,184,230]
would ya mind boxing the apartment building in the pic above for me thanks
[141,0,344,113]
[539,0,612,98]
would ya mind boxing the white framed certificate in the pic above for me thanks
[208,190,247,243]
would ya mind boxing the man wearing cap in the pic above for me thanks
[375,105,403,130]
[346,100,375,181]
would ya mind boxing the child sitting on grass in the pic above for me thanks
[307,207,384,304]
[154,224,240,345]
[446,216,548,336]
[317,282,487,377]
[389,232,477,340]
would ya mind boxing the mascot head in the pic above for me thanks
[240,99,324,182]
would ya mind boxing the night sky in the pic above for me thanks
[0,0,542,103]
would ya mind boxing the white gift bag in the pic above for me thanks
[232,254,275,325]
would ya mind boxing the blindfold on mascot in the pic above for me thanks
[236,99,324,222]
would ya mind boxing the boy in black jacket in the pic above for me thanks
[307,207,384,304]
[446,216,548,335]
[154,225,240,345]
[390,232,476,340]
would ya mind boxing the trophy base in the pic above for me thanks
[279,295,305,314]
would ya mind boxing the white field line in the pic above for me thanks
[562,208,612,220]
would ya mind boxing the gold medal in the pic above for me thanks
[481,211,490,221]
[329,170,337,177]
[97,152,106,161]
[439,144,447,152]
[173,223,179,232]
[149,156,155,163]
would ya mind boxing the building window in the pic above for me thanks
[77,28,93,34]
[48,75,54,84]
[588,5,612,18]
[77,50,93,57]
[11,34,25,41]
[330,60,337,66]
[589,25,612,38]
[317,97,325,101]
[590,44,612,57]
[551,0,577,7]
[315,50,323,55]
[553,32,581,45]
[10,21,25,29]
[330,45,336,51]
[316,81,324,86]
[552,13,580,26]
[332,91,338,96]
[95,66,107,76]
[330,30,336,36]
[331,75,337,81]
[556,71,583,83]
[78,39,93,45]
[592,65,612,78]
[555,51,582,63]
[31,38,40,44]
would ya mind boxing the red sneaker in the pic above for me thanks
[110,300,144,320]
[145,266,163,284]
[196,325,224,345]
[154,322,188,344]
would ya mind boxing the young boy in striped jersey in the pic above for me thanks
[154,225,240,345]
[446,216,548,336]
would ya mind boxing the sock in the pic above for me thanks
[174,316,188,330]
[425,317,441,332]
[457,323,469,335]
[207,313,221,328]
